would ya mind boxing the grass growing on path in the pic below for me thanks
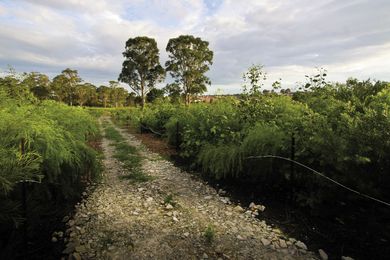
[104,125,153,182]
[105,125,125,142]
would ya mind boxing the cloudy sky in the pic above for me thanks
[1,0,389,94]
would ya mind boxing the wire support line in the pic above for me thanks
[140,123,164,136]
[246,155,390,208]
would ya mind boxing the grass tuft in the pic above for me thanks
[105,124,151,183]
[204,224,215,244]
[163,194,177,206]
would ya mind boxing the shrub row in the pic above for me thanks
[0,89,101,257]
[115,80,390,209]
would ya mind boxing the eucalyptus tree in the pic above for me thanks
[21,72,51,100]
[52,68,82,105]
[109,80,128,107]
[62,68,82,105]
[75,82,96,106]
[165,35,213,105]
[51,74,67,102]
[118,36,165,109]
[97,85,111,107]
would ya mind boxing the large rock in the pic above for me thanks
[234,205,245,213]
[248,202,266,212]
[295,241,307,250]
[261,238,271,246]
[218,189,227,195]
[220,197,230,204]
[279,239,287,248]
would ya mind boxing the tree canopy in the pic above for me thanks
[165,35,213,105]
[118,36,165,109]
[59,68,82,106]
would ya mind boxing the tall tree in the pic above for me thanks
[62,68,81,106]
[118,36,165,109]
[75,82,96,106]
[22,72,51,100]
[52,68,82,105]
[51,74,67,102]
[97,85,111,107]
[109,81,128,107]
[165,35,213,105]
[0,67,33,100]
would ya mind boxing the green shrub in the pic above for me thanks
[0,95,101,225]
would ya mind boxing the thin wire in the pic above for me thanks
[246,155,390,208]
[140,123,164,136]
[17,180,42,184]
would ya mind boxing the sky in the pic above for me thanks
[1,0,389,94]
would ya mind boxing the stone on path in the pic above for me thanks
[318,249,328,260]
[295,240,308,250]
[261,238,271,246]
[234,205,245,213]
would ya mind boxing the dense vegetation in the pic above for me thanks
[0,73,102,258]
[114,76,390,211]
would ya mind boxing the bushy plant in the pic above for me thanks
[0,94,101,226]
[115,78,390,209]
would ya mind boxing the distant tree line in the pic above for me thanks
[0,67,136,107]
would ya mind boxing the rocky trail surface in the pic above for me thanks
[60,118,318,260]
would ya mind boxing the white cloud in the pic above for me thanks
[1,0,390,92]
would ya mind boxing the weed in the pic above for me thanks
[119,169,153,183]
[204,224,215,244]
[164,194,176,206]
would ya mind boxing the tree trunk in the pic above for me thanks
[184,82,189,106]
[141,79,145,110]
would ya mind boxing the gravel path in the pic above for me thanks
[61,118,317,260]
